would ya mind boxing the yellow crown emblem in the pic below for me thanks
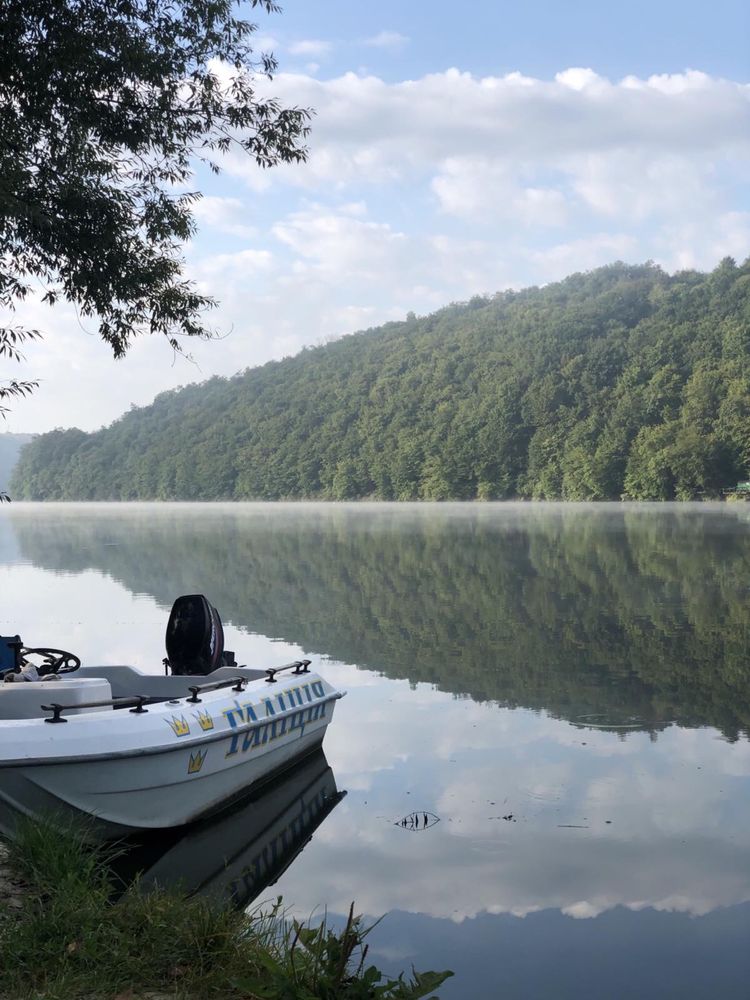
[188,749,207,774]
[168,715,190,737]
[195,709,214,732]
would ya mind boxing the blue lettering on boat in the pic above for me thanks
[225,697,328,758]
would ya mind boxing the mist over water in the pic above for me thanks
[3,502,750,998]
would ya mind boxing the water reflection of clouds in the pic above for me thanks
[280,661,750,923]
[280,798,750,923]
[4,543,750,928]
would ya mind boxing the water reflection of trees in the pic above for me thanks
[11,504,750,739]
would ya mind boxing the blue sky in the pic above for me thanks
[7,0,750,433]
[278,0,750,81]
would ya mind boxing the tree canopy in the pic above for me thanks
[0,0,310,411]
[12,257,750,501]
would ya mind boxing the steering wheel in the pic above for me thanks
[20,647,81,676]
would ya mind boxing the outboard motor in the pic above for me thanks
[165,595,225,676]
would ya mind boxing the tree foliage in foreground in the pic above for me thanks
[12,257,750,501]
[0,0,310,409]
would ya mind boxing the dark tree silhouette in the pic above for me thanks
[0,0,311,411]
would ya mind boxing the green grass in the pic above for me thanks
[0,817,452,1000]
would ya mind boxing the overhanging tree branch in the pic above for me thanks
[0,0,311,396]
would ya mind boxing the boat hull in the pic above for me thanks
[0,669,343,838]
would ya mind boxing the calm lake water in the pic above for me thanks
[3,502,750,998]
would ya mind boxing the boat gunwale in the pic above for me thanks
[0,691,344,768]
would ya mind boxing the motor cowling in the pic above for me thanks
[165,595,225,676]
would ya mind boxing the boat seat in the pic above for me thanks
[0,677,112,721]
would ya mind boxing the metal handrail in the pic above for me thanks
[41,694,151,723]
[265,659,311,683]
[186,676,249,703]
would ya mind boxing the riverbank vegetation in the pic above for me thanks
[0,819,451,1000]
[11,257,750,501]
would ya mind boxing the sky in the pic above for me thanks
[5,0,750,434]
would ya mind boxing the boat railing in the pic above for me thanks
[186,661,311,701]
[41,678,251,720]
[185,676,250,702]
[264,659,311,684]
[40,660,314,721]
[41,694,154,723]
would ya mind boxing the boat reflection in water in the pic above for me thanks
[113,750,344,910]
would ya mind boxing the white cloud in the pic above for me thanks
[191,196,258,238]
[288,39,332,58]
[364,31,409,51]
[655,211,750,272]
[528,233,639,280]
[272,207,407,274]
[235,67,749,181]
[431,158,569,225]
[220,66,749,242]
[251,34,279,52]
[5,66,749,434]
[567,151,711,221]
[555,67,603,92]
[193,247,273,279]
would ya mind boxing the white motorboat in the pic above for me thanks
[0,595,344,838]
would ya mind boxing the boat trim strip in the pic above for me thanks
[0,692,345,768]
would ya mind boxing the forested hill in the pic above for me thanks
[0,433,34,490]
[12,257,750,501]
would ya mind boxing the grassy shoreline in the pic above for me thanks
[0,820,452,1000]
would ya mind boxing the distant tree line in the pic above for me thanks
[11,257,750,501]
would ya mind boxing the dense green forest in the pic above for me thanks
[0,433,34,491]
[8,504,750,739]
[11,257,750,500]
